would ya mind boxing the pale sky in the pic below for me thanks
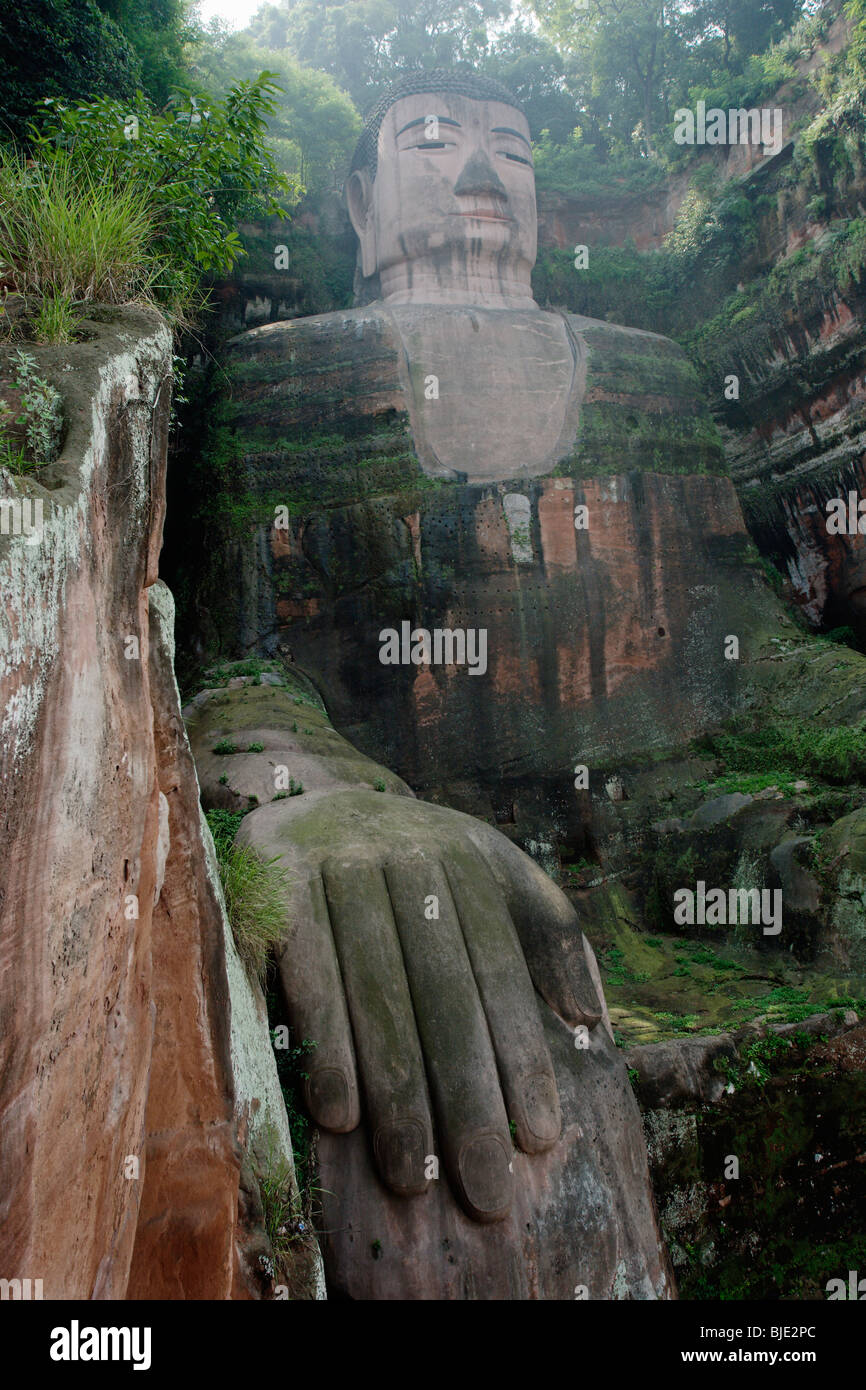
[193,0,263,31]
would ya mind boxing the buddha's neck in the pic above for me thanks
[379,262,537,309]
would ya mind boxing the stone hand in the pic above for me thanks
[238,788,604,1224]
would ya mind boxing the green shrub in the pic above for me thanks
[824,626,856,647]
[713,1032,794,1088]
[19,74,293,325]
[206,808,245,853]
[0,348,63,469]
[272,777,303,799]
[0,0,139,145]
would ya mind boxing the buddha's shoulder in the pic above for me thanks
[556,311,722,475]
[228,307,406,434]
[229,306,399,365]
[562,311,701,394]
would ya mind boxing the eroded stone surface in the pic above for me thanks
[0,312,169,1296]
[0,314,309,1301]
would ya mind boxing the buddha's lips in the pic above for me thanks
[458,209,513,223]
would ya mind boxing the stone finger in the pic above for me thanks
[384,856,513,1224]
[444,846,560,1155]
[277,873,361,1134]
[322,858,433,1198]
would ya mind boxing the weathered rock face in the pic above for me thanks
[126,579,241,1298]
[211,208,357,335]
[822,808,866,971]
[0,310,171,1297]
[628,1011,866,1298]
[0,311,308,1299]
[718,272,866,642]
[129,584,322,1299]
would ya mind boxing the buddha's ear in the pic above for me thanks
[346,169,377,279]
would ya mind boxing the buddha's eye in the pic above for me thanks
[499,150,532,167]
[407,141,454,152]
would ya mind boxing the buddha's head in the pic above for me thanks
[347,71,537,308]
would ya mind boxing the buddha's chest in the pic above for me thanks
[386,306,583,482]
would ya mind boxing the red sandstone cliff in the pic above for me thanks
[0,308,314,1299]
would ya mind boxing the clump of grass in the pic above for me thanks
[31,291,80,345]
[257,1149,302,1278]
[213,737,238,755]
[0,146,160,307]
[183,657,283,700]
[254,1123,321,1299]
[206,807,290,983]
[272,778,304,800]
[650,1010,700,1033]
[0,437,32,475]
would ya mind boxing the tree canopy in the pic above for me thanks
[0,0,140,143]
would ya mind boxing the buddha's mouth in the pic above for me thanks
[458,208,513,223]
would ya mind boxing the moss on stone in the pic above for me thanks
[651,1052,866,1299]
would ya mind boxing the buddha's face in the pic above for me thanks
[347,91,538,305]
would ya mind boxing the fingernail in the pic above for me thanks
[457,1133,512,1221]
[306,1066,354,1132]
[374,1119,428,1195]
[521,1073,561,1147]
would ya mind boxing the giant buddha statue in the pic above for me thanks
[220,73,774,849]
[186,71,795,1299]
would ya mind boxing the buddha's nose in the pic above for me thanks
[454,149,507,200]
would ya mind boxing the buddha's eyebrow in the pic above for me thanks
[395,116,461,136]
[492,126,532,149]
